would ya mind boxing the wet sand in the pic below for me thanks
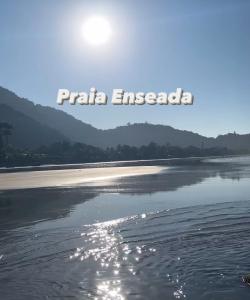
[0,165,164,190]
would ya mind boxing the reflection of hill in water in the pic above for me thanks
[1,159,250,231]
[80,161,250,194]
[0,189,98,230]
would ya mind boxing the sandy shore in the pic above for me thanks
[0,166,164,190]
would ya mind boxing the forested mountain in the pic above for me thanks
[0,87,99,147]
[0,86,249,151]
[0,104,66,149]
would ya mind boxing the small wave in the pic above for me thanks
[1,200,250,299]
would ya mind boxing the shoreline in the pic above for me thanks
[0,154,245,174]
[1,154,249,191]
[0,165,165,191]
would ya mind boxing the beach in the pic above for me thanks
[0,165,163,190]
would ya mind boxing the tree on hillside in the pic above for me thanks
[0,122,13,146]
[0,129,3,153]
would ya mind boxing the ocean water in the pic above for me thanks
[1,156,250,299]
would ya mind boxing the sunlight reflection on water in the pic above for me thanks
[71,217,128,299]
[68,213,187,299]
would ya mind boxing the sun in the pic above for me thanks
[82,16,112,46]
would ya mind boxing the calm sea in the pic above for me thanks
[1,156,250,299]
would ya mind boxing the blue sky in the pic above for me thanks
[0,0,249,137]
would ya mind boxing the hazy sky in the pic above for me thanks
[0,0,249,137]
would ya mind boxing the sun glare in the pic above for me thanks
[82,16,112,46]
